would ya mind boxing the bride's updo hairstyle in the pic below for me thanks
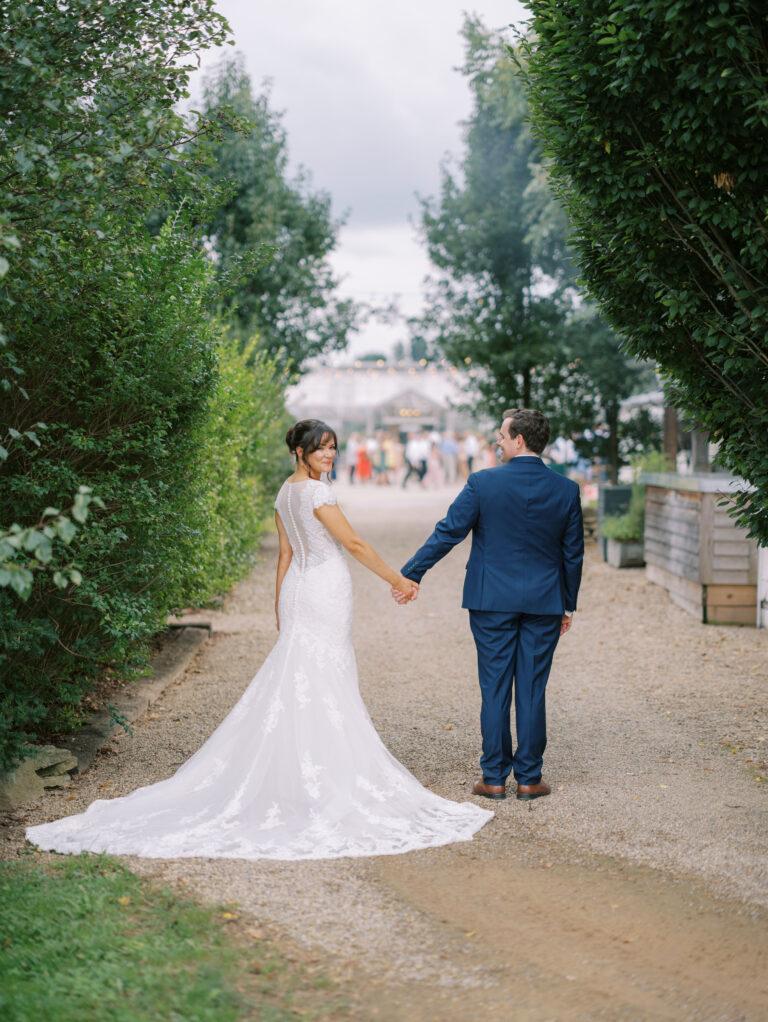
[285,419,338,472]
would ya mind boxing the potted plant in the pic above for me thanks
[601,451,668,568]
[602,493,645,567]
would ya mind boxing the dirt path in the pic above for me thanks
[10,481,768,1020]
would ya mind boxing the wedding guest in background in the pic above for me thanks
[424,437,446,488]
[481,438,498,469]
[345,433,361,484]
[417,431,430,481]
[457,433,468,479]
[374,430,390,485]
[376,432,396,486]
[440,431,459,484]
[366,433,380,480]
[390,434,405,483]
[402,431,429,488]
[463,431,480,474]
[357,440,373,483]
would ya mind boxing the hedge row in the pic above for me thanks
[0,220,289,774]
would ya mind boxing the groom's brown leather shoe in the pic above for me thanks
[472,780,506,800]
[516,781,551,801]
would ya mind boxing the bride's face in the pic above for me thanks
[298,434,337,475]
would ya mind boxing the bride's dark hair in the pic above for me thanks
[285,419,338,471]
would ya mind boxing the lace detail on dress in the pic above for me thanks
[310,480,337,510]
[25,477,493,861]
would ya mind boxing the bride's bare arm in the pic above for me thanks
[314,503,418,599]
[274,511,293,629]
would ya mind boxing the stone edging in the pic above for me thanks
[59,625,211,777]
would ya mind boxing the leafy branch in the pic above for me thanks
[0,486,105,601]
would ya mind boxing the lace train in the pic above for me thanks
[25,479,493,859]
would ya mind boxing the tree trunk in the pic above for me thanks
[522,365,531,407]
[691,428,710,473]
[606,400,619,484]
[663,404,678,470]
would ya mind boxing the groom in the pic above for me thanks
[392,408,584,801]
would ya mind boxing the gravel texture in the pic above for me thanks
[7,480,768,1020]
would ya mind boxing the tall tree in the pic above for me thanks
[520,0,768,541]
[414,16,657,477]
[416,16,566,410]
[190,55,358,373]
[549,311,660,480]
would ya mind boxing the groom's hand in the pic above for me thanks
[390,578,419,604]
[560,614,573,635]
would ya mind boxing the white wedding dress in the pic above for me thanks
[26,477,493,860]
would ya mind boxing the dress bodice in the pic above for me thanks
[274,478,343,572]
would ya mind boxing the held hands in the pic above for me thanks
[390,575,419,605]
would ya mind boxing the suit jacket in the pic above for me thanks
[401,456,584,614]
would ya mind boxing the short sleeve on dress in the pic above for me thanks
[311,481,338,510]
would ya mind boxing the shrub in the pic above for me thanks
[0,220,215,770]
[0,218,288,774]
[601,450,669,543]
[176,333,291,607]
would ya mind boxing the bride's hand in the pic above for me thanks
[391,575,419,603]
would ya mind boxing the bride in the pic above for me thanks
[26,419,493,860]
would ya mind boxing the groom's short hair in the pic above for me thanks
[502,408,550,454]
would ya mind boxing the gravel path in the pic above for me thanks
[9,481,768,1020]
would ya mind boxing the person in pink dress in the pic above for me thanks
[423,439,446,488]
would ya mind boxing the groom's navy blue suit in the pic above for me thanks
[401,455,584,787]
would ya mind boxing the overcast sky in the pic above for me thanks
[191,1,530,358]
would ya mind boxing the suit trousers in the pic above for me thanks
[468,609,562,787]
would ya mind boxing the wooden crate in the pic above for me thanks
[640,473,757,626]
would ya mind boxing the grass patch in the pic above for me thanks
[0,853,349,1021]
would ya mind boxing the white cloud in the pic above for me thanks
[192,1,530,354]
[327,222,430,356]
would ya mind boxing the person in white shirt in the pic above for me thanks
[402,432,429,488]
[461,432,480,475]
[344,434,360,484]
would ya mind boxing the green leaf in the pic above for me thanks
[56,519,77,544]
[22,529,45,552]
[34,540,53,564]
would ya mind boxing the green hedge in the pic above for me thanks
[0,218,289,774]
[520,0,768,544]
[176,333,291,607]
